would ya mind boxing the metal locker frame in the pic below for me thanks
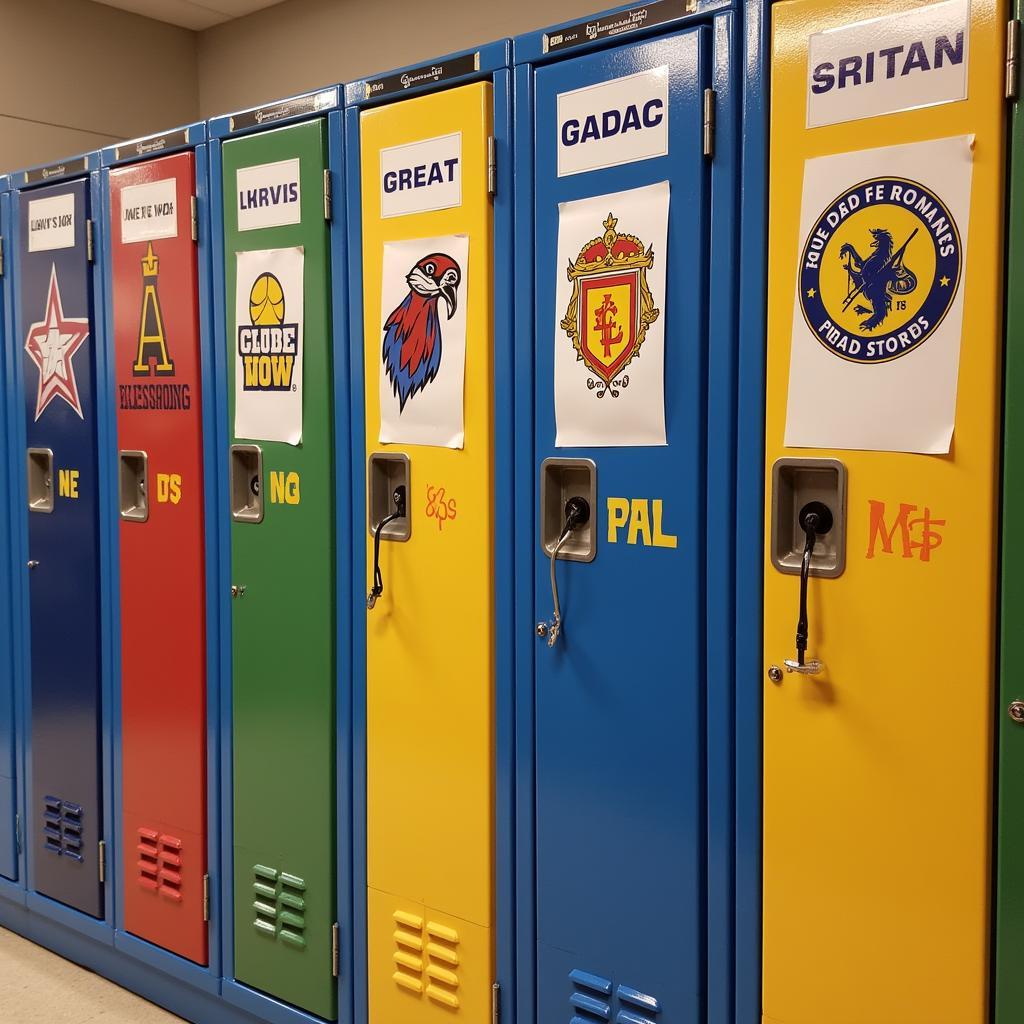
[99,122,222,989]
[208,85,354,1024]
[511,2,768,1022]
[4,151,117,940]
[343,42,515,1024]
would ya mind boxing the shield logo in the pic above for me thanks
[560,212,659,397]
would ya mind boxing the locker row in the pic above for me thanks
[0,0,1021,1022]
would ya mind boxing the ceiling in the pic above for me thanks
[90,0,288,30]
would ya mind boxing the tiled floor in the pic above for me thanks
[0,927,184,1022]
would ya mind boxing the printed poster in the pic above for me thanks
[785,135,973,454]
[554,181,669,447]
[234,246,304,445]
[378,234,469,449]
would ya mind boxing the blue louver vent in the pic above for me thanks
[569,968,661,1024]
[42,796,84,862]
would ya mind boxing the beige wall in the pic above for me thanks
[198,0,601,117]
[1,0,198,174]
[0,0,606,174]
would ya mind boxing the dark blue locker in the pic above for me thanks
[0,181,17,883]
[17,177,103,917]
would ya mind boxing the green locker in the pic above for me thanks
[998,10,1024,1018]
[221,119,336,1019]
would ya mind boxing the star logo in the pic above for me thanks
[25,264,90,421]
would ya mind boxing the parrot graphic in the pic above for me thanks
[383,252,461,412]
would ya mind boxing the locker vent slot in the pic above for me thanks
[615,983,661,1024]
[390,911,462,1007]
[42,797,84,862]
[569,969,662,1024]
[136,828,184,901]
[570,968,612,1023]
[251,864,307,949]
[424,920,460,1009]
[392,909,426,995]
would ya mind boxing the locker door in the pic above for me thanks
[19,178,103,917]
[110,153,208,963]
[359,82,495,1024]
[221,121,336,1020]
[764,2,1005,1022]
[530,30,709,1024]
[0,188,17,883]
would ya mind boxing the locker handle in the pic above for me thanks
[367,486,407,610]
[538,497,591,647]
[785,502,832,675]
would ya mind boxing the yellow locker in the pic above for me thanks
[763,2,1006,1022]
[359,82,495,1023]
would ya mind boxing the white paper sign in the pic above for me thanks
[785,135,973,454]
[557,67,669,177]
[234,247,305,445]
[378,234,470,448]
[28,193,75,252]
[807,0,969,128]
[120,178,178,244]
[236,158,301,231]
[554,181,669,447]
[380,132,462,218]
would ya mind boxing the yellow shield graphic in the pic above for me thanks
[561,213,659,397]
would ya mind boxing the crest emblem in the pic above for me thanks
[24,264,90,421]
[560,212,659,397]
[799,175,961,364]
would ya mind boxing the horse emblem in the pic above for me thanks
[799,176,961,364]
[561,212,659,397]
[838,228,918,331]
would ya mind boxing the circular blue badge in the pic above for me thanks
[798,176,962,364]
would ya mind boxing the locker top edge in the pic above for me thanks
[0,175,8,193]
[209,84,342,141]
[513,0,734,66]
[10,151,100,192]
[101,121,207,168]
[344,39,510,109]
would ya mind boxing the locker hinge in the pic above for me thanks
[0,236,5,278]
[492,982,500,1024]
[190,195,198,242]
[1007,19,1021,100]
[703,89,716,159]
[98,840,106,884]
[487,135,497,198]
[331,922,340,977]
[202,874,210,922]
[15,813,21,855]
[324,169,333,222]
[86,219,94,263]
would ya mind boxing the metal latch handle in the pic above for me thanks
[538,497,590,647]
[367,486,407,610]
[785,501,832,676]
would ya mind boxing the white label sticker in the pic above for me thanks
[120,178,179,244]
[807,0,969,128]
[557,66,669,178]
[236,158,301,231]
[28,193,75,252]
[379,132,462,219]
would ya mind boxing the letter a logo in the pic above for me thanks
[133,242,174,377]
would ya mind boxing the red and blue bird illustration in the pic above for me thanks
[382,252,461,411]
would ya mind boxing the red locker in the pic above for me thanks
[110,152,207,964]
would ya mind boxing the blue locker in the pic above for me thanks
[13,164,105,918]
[512,3,767,1023]
[0,176,18,884]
